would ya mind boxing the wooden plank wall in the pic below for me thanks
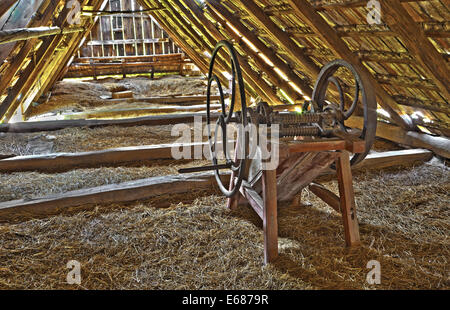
[77,0,181,58]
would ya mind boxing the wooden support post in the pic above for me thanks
[335,151,360,247]
[262,168,278,264]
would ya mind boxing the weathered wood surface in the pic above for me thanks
[111,91,133,99]
[0,0,17,19]
[0,26,84,45]
[0,138,433,174]
[64,104,220,120]
[0,171,230,222]
[309,182,340,213]
[335,151,361,246]
[0,112,219,133]
[262,168,278,264]
[346,116,450,159]
[0,142,208,172]
[276,151,339,201]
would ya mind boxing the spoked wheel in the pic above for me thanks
[206,40,248,197]
[312,59,377,166]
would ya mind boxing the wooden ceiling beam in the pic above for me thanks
[286,0,413,130]
[378,0,450,101]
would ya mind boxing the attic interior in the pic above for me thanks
[0,0,448,290]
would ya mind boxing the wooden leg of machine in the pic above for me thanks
[262,168,278,264]
[335,151,361,247]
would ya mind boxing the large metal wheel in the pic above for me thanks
[312,59,377,165]
[206,40,248,197]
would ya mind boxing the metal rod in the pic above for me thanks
[178,163,232,174]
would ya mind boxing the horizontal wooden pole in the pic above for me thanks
[0,171,230,222]
[1,112,219,132]
[0,26,84,45]
[0,142,209,172]
[347,116,450,159]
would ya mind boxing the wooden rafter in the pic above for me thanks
[0,1,90,122]
[28,0,110,114]
[234,0,320,79]
[378,0,450,100]
[0,0,18,19]
[285,0,413,130]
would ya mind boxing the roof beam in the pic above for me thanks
[347,116,450,158]
[286,0,413,130]
[0,0,18,19]
[0,1,94,122]
[23,0,108,117]
[378,0,450,100]
[0,0,61,103]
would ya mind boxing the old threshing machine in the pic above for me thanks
[180,41,377,264]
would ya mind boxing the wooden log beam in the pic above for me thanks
[0,26,85,45]
[346,116,450,158]
[0,112,219,133]
[0,149,432,221]
[286,0,413,130]
[0,142,210,173]
[353,149,433,170]
[378,0,450,99]
[0,0,18,19]
[0,171,230,222]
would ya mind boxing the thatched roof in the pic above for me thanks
[0,0,448,138]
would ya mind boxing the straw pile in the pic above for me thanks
[27,76,211,117]
[0,159,209,202]
[0,124,199,155]
[0,158,448,289]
